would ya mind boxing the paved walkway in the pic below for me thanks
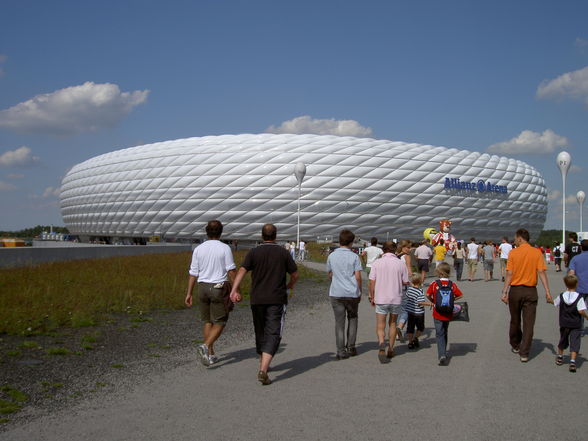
[4,263,585,441]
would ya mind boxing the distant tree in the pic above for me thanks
[535,230,573,248]
[0,225,69,238]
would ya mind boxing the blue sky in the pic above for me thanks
[1,0,587,231]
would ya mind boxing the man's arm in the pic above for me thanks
[354,270,362,300]
[185,275,198,307]
[287,271,299,290]
[368,279,375,305]
[537,269,552,303]
[501,270,512,304]
[229,267,248,302]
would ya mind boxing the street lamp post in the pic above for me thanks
[556,151,571,247]
[294,162,306,258]
[577,191,586,233]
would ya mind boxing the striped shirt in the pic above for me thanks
[405,286,426,314]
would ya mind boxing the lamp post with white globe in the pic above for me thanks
[578,191,585,233]
[556,151,571,247]
[294,162,306,256]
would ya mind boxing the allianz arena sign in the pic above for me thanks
[444,177,508,194]
[60,134,547,241]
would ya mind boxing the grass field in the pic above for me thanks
[0,249,324,335]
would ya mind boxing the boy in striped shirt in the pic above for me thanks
[406,274,433,349]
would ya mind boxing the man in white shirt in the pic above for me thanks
[414,239,433,284]
[185,220,237,366]
[298,240,306,261]
[467,237,480,281]
[361,237,383,278]
[498,236,513,282]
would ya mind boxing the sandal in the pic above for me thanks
[555,355,563,366]
[569,362,576,373]
[378,344,387,364]
[386,347,395,358]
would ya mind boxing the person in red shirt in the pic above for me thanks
[427,262,464,365]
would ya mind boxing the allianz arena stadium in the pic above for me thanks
[60,134,547,242]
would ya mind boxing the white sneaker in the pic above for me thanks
[197,344,210,367]
[209,355,219,365]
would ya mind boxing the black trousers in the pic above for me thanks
[251,304,287,356]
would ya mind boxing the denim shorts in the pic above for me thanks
[375,304,402,315]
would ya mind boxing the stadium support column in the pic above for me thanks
[557,151,571,247]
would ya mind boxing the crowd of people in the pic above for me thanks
[185,221,588,385]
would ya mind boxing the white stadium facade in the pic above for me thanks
[60,134,547,242]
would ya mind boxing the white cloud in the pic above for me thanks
[0,180,16,191]
[566,194,579,204]
[6,173,24,179]
[0,82,149,135]
[487,129,569,154]
[547,190,561,201]
[0,146,40,167]
[576,38,588,48]
[0,54,6,77]
[265,115,373,137]
[536,65,588,106]
[570,164,582,174]
[42,186,60,198]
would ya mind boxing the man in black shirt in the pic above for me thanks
[230,224,298,385]
[565,232,581,269]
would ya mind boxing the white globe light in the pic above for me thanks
[577,191,586,204]
[556,151,571,176]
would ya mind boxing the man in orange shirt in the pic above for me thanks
[501,229,552,362]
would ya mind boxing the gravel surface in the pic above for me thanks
[0,271,329,430]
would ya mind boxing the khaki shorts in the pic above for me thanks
[467,259,478,272]
[198,282,229,325]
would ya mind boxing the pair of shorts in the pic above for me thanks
[467,259,478,271]
[500,258,508,268]
[375,304,402,315]
[558,327,581,353]
[198,282,229,325]
[406,313,425,334]
[484,260,494,271]
[417,259,429,272]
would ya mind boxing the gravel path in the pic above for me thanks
[0,270,329,430]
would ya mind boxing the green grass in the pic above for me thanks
[111,363,124,369]
[45,347,71,356]
[0,249,323,335]
[6,350,21,357]
[0,417,10,423]
[81,343,94,351]
[0,386,28,415]
[1,386,28,403]
[20,340,39,349]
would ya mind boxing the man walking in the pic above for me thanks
[498,237,512,282]
[361,237,383,277]
[564,232,581,269]
[568,239,588,334]
[467,237,480,281]
[230,224,298,385]
[185,220,237,366]
[327,229,362,359]
[501,229,552,362]
[415,239,433,284]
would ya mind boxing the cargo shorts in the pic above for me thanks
[198,282,229,325]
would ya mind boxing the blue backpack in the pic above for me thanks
[435,280,454,314]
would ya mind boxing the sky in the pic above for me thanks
[0,0,587,232]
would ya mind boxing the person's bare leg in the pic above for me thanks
[260,352,273,373]
[421,270,426,284]
[388,314,398,350]
[204,324,225,355]
[376,313,387,345]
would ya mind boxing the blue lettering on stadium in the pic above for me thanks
[444,177,508,194]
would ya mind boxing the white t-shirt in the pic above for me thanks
[498,243,512,259]
[467,243,479,260]
[188,240,236,283]
[363,245,383,267]
[554,291,587,310]
[299,241,305,251]
[414,244,432,260]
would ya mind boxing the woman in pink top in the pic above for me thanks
[368,241,409,362]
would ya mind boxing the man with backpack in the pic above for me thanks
[426,262,464,366]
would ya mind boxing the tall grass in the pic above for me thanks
[0,251,247,335]
[0,249,323,335]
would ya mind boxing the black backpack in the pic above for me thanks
[435,280,454,314]
[554,248,561,257]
